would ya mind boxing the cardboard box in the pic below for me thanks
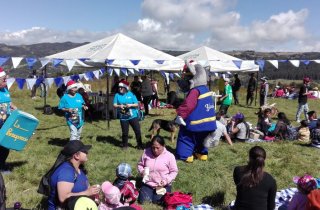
[250,132,260,140]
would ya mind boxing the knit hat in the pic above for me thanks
[118,80,129,90]
[116,163,132,179]
[0,67,6,78]
[223,78,230,82]
[293,174,317,194]
[260,76,268,82]
[66,80,78,91]
[101,181,121,205]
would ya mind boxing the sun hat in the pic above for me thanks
[61,141,92,157]
[66,80,78,91]
[0,67,6,78]
[260,76,268,81]
[118,80,129,90]
[116,163,132,179]
[101,181,121,205]
[293,174,317,193]
[232,112,244,120]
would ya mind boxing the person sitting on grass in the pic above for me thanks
[137,136,178,204]
[99,181,123,210]
[256,108,272,137]
[311,120,320,145]
[288,174,317,210]
[230,113,250,142]
[297,120,310,144]
[232,146,277,210]
[269,112,291,140]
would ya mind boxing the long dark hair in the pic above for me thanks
[240,146,266,188]
[277,112,290,125]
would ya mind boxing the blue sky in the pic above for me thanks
[0,0,319,51]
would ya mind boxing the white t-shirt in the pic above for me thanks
[204,121,227,148]
[236,122,249,140]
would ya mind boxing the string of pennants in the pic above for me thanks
[1,56,320,71]
[5,67,181,91]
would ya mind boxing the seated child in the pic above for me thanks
[298,120,310,143]
[99,181,123,210]
[311,120,320,145]
[288,174,317,210]
[113,163,139,205]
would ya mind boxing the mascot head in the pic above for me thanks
[178,60,208,92]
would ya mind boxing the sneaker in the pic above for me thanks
[185,155,194,163]
[195,153,208,161]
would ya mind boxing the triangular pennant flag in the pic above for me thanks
[78,58,88,62]
[54,77,64,87]
[139,69,145,75]
[105,59,114,65]
[85,72,94,80]
[268,60,278,69]
[120,68,128,76]
[12,57,23,69]
[130,60,140,65]
[45,78,54,88]
[25,57,37,69]
[107,68,113,76]
[232,60,242,69]
[164,72,170,83]
[313,60,320,64]
[301,60,310,66]
[169,73,174,80]
[93,70,100,79]
[127,69,135,75]
[289,60,300,67]
[70,75,80,81]
[255,60,265,71]
[65,59,76,71]
[26,78,37,90]
[278,59,288,63]
[0,56,10,66]
[79,74,85,81]
[35,77,44,87]
[114,69,120,76]
[15,78,26,90]
[100,68,106,75]
[53,58,63,67]
[62,76,71,85]
[6,78,15,90]
[174,73,181,78]
[155,60,165,64]
[39,58,51,67]
[160,71,166,78]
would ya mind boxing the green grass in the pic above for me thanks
[3,82,320,210]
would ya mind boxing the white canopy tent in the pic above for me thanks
[178,46,259,73]
[47,33,183,72]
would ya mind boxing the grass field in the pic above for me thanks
[3,79,320,210]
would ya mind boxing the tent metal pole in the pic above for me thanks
[106,66,110,129]
[43,65,47,109]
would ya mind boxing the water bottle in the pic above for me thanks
[14,202,22,210]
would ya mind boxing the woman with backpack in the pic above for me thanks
[47,141,100,210]
[232,146,277,210]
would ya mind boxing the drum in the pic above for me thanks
[0,110,39,151]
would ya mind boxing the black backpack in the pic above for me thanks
[37,153,67,196]
[0,173,6,210]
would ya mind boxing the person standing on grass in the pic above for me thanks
[246,73,257,106]
[113,80,143,150]
[0,68,17,174]
[219,78,233,115]
[232,73,241,105]
[130,76,142,102]
[232,146,277,210]
[296,77,313,123]
[259,76,269,107]
[58,80,88,141]
[140,75,153,116]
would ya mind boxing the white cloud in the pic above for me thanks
[0,0,317,52]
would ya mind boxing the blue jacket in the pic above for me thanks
[185,86,217,132]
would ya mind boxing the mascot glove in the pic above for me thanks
[175,116,186,126]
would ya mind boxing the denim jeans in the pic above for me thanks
[69,124,83,140]
[138,183,171,204]
[296,103,309,121]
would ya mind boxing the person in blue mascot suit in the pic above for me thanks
[175,60,217,163]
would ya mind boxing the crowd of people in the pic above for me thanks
[1,61,320,210]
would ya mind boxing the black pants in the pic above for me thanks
[0,146,9,170]
[246,91,254,106]
[120,117,142,148]
[233,90,239,105]
[219,104,230,115]
[142,95,152,115]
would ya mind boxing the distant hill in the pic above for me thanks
[0,42,320,80]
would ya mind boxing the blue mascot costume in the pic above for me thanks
[175,61,217,163]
